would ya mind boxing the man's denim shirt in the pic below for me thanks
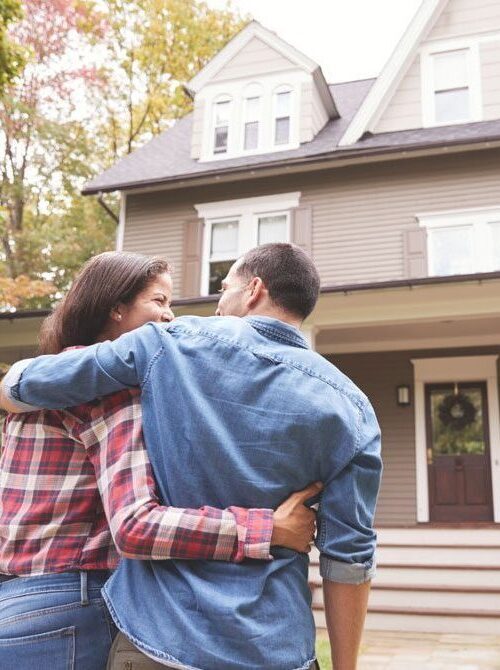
[5,315,382,670]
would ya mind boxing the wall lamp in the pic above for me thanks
[397,385,411,407]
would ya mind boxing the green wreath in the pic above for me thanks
[438,393,476,431]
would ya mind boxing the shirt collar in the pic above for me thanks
[245,316,310,349]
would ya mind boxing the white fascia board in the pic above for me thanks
[187,21,319,95]
[338,0,447,146]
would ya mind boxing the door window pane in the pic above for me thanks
[434,50,468,90]
[429,386,486,456]
[210,221,238,255]
[430,225,473,275]
[209,260,234,295]
[489,222,500,270]
[435,88,470,123]
[258,214,287,244]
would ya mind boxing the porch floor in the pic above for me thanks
[360,631,500,670]
[317,631,500,669]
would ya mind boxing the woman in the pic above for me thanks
[0,251,319,669]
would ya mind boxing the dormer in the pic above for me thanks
[186,21,338,161]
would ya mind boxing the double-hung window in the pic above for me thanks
[419,208,500,276]
[273,88,292,146]
[196,193,300,294]
[213,98,231,154]
[422,43,482,126]
[243,85,262,151]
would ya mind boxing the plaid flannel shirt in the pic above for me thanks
[0,388,273,575]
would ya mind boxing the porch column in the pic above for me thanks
[301,325,317,351]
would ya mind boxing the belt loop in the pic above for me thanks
[80,571,89,606]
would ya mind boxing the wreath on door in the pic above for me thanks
[438,393,476,431]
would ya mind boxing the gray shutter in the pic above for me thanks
[182,217,204,297]
[403,227,428,278]
[291,207,313,257]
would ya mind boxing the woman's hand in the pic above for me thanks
[271,482,323,553]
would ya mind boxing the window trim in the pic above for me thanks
[196,192,301,295]
[272,85,293,148]
[417,206,500,276]
[420,39,483,128]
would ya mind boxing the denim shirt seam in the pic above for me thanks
[246,320,309,349]
[165,324,367,411]
[141,346,165,388]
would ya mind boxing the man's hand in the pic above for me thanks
[271,481,322,553]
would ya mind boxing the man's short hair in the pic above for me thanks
[236,243,320,320]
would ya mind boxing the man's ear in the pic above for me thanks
[246,277,265,309]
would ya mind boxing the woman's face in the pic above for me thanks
[114,272,174,336]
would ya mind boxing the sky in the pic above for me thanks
[206,0,423,83]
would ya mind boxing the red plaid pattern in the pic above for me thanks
[0,389,273,575]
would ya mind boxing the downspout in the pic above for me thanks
[97,192,119,224]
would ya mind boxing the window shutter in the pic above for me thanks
[291,207,313,257]
[182,217,204,298]
[404,227,428,278]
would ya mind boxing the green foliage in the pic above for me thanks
[0,0,244,311]
[0,0,24,92]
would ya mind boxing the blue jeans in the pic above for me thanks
[0,571,117,669]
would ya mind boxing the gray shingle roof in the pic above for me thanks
[82,78,500,194]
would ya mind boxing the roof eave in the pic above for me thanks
[81,133,500,196]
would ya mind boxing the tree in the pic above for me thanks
[0,0,245,312]
[0,0,24,92]
[94,0,245,161]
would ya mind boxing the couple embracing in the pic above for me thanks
[0,242,381,670]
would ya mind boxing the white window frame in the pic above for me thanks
[420,39,482,127]
[241,83,263,154]
[195,192,301,295]
[198,70,307,161]
[212,95,233,156]
[412,355,500,523]
[417,206,500,276]
[272,85,294,148]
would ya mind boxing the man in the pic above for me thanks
[2,243,381,670]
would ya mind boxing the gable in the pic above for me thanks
[212,36,297,83]
[428,0,500,42]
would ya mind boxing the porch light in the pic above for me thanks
[397,385,411,407]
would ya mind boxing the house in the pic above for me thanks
[3,0,500,633]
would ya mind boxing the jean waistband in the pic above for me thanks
[0,570,112,603]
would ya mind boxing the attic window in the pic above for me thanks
[432,50,470,123]
[274,88,292,145]
[213,98,231,154]
[244,95,261,151]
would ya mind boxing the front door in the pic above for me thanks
[425,382,493,522]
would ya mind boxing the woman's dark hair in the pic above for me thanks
[39,252,171,354]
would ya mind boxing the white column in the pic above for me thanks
[301,325,317,351]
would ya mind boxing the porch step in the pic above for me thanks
[312,605,500,635]
[376,544,500,566]
[377,528,500,546]
[375,565,500,587]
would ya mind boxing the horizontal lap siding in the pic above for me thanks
[429,0,500,40]
[330,345,500,526]
[124,150,500,293]
[0,345,36,364]
[123,192,190,299]
[212,37,295,82]
[481,40,500,120]
[302,151,500,285]
[375,60,421,134]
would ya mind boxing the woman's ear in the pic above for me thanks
[110,305,123,323]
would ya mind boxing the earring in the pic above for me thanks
[117,314,122,321]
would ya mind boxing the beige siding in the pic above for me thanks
[124,149,500,295]
[331,345,500,526]
[481,40,500,120]
[428,0,500,41]
[299,81,314,143]
[211,36,295,83]
[123,194,194,299]
[311,80,329,137]
[190,98,205,159]
[0,345,37,364]
[374,59,422,133]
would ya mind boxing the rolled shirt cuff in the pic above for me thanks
[1,359,41,412]
[320,554,376,584]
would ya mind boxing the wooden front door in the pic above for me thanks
[425,382,493,523]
